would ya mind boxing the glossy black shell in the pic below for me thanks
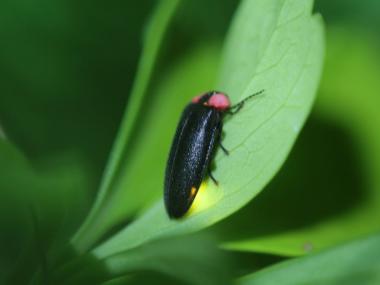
[164,101,223,218]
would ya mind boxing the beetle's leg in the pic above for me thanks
[216,118,229,155]
[220,142,229,155]
[228,101,244,115]
[208,169,219,186]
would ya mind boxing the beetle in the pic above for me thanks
[164,90,264,218]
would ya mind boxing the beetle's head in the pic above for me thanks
[191,91,231,111]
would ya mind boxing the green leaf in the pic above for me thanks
[218,28,380,257]
[72,0,181,252]
[239,233,380,285]
[91,0,324,260]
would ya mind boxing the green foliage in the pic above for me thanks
[3,0,380,284]
[0,141,91,284]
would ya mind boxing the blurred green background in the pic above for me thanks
[1,0,380,284]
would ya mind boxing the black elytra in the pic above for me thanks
[164,90,263,218]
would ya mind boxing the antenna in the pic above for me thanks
[229,89,264,114]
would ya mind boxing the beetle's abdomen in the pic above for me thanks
[164,104,222,218]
